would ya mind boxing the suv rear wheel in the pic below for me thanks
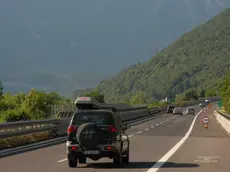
[122,148,129,163]
[68,158,78,168]
[113,153,123,166]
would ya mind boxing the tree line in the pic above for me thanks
[0,82,72,123]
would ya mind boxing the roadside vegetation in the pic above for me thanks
[220,73,230,114]
[0,81,72,123]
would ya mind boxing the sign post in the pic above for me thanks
[201,116,210,129]
[208,103,212,109]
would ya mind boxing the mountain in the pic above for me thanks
[97,8,230,102]
[0,0,230,95]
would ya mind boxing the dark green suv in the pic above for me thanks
[66,97,130,168]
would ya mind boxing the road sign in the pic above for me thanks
[218,100,222,107]
[201,116,210,124]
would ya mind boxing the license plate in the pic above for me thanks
[84,150,100,155]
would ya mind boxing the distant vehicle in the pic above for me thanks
[199,103,205,107]
[173,107,183,115]
[186,107,195,115]
[167,105,176,113]
[66,97,130,168]
[205,99,211,105]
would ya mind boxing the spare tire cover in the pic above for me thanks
[77,123,104,149]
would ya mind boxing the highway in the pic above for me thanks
[1,104,230,172]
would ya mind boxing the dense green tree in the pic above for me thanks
[205,89,217,97]
[197,88,205,98]
[185,90,198,100]
[129,91,147,105]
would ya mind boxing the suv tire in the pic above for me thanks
[68,158,78,168]
[122,148,129,163]
[113,153,122,166]
[79,157,86,164]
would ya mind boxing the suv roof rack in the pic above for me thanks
[74,97,119,112]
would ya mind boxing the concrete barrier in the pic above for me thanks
[214,110,230,134]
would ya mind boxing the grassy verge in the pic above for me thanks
[0,131,57,150]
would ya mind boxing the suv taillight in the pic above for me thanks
[67,125,77,134]
[108,125,117,133]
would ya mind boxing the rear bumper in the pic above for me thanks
[173,111,182,114]
[68,150,119,160]
[67,144,120,160]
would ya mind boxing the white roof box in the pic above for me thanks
[74,97,94,104]
[74,97,100,110]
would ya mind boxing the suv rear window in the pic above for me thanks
[72,111,115,125]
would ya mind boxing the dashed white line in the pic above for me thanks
[146,109,203,172]
[128,135,133,137]
[145,128,149,131]
[156,124,159,126]
[137,131,142,134]
[151,126,154,128]
[57,158,67,163]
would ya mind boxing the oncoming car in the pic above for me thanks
[173,107,183,115]
[185,107,195,115]
[66,97,130,168]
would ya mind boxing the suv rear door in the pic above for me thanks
[67,110,120,145]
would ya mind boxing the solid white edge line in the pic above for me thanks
[146,109,202,172]
[57,158,67,163]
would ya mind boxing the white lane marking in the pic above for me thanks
[128,135,133,137]
[151,126,154,128]
[146,109,202,172]
[156,124,159,126]
[137,131,142,134]
[145,128,149,131]
[160,122,162,124]
[57,158,67,163]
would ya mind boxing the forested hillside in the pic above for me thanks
[98,8,230,103]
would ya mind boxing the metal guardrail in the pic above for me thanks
[0,119,61,139]
[216,110,230,120]
[0,105,149,139]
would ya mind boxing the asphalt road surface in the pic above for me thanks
[1,104,229,172]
